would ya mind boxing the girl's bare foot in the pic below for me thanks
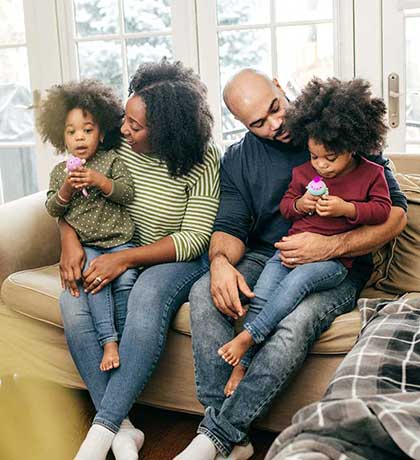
[224,364,246,397]
[218,330,254,366]
[100,342,120,371]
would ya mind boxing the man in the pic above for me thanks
[175,69,407,460]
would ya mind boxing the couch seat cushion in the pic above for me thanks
[2,265,63,327]
[3,264,362,355]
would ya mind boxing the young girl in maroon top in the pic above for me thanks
[218,77,392,395]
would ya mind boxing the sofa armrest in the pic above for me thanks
[0,191,60,289]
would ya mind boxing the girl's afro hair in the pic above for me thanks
[285,77,388,155]
[36,79,124,152]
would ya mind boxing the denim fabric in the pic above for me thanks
[60,254,210,433]
[243,251,348,349]
[189,250,357,457]
[189,251,270,415]
[83,243,139,346]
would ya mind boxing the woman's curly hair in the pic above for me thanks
[128,58,214,177]
[36,79,124,153]
[284,77,388,155]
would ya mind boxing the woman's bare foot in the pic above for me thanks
[100,342,120,371]
[218,330,254,366]
[224,364,246,397]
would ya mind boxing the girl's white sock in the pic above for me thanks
[74,424,115,460]
[112,418,145,460]
[174,434,217,460]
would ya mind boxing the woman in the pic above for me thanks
[59,59,220,460]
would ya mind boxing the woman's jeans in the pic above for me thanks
[83,243,139,346]
[189,250,358,457]
[60,254,210,433]
[241,251,348,367]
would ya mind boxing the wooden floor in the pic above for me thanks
[0,375,277,460]
[131,404,276,460]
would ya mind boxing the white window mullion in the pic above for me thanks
[335,0,355,80]
[196,0,223,145]
[172,0,199,72]
[23,0,63,190]
[354,0,382,95]
[118,0,129,95]
[56,0,78,82]
[270,0,278,77]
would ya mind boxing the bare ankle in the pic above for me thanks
[237,330,254,347]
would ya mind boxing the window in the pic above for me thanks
[60,0,353,147]
[60,0,187,99]
[405,9,420,152]
[0,0,38,203]
[197,0,353,146]
[0,0,355,203]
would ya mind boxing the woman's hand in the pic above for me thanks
[83,252,129,294]
[59,223,86,297]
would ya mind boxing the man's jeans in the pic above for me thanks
[60,255,210,433]
[83,243,139,346]
[189,251,357,456]
[242,251,348,366]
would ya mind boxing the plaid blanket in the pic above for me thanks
[265,296,420,460]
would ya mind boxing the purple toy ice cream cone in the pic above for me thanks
[306,176,329,196]
[65,155,88,197]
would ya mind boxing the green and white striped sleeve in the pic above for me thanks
[170,143,221,261]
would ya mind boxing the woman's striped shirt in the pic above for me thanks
[116,140,221,261]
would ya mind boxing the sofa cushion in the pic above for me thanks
[2,264,361,355]
[2,265,63,327]
[375,173,420,295]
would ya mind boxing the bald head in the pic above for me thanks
[223,69,281,116]
[223,68,289,141]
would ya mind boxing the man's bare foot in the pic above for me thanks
[224,364,246,397]
[218,330,254,366]
[100,342,120,371]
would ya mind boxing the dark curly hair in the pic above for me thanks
[285,77,388,155]
[128,58,214,177]
[36,79,124,153]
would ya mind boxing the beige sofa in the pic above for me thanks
[1,153,419,432]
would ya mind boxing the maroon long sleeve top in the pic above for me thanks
[280,156,392,267]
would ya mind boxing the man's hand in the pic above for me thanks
[59,232,86,297]
[316,195,356,219]
[83,252,128,294]
[275,232,336,268]
[295,191,320,214]
[210,255,254,319]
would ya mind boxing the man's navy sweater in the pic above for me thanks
[214,132,407,292]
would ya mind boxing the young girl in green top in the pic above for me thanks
[38,80,138,373]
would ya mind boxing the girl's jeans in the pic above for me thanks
[83,243,139,346]
[241,250,348,367]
